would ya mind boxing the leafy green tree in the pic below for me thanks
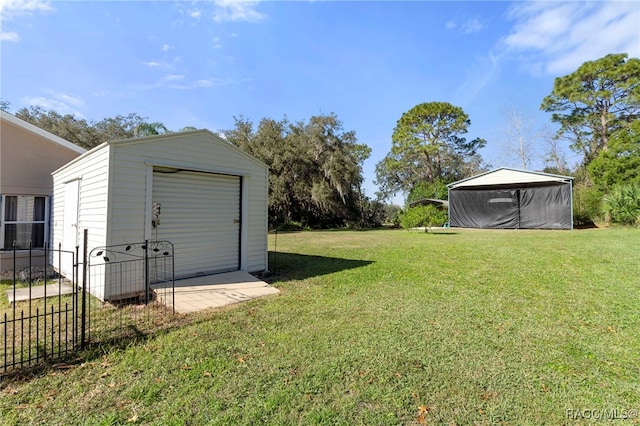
[541,53,640,164]
[588,121,640,191]
[405,178,449,205]
[375,102,486,199]
[224,114,371,228]
[13,106,171,149]
[134,121,169,137]
[15,105,99,148]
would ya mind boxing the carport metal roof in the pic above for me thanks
[448,167,573,189]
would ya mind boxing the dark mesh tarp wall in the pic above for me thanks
[449,183,571,229]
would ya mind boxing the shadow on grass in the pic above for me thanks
[267,252,374,282]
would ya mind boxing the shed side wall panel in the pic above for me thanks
[52,146,111,299]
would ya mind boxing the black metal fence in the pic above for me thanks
[86,238,175,345]
[1,232,176,377]
[1,243,80,374]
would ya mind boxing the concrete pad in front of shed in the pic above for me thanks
[7,283,74,303]
[158,271,279,314]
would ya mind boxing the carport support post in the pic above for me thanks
[447,187,451,226]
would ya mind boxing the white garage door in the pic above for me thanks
[152,170,241,277]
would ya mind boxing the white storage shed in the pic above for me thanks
[51,130,269,301]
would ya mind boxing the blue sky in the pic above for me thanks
[1,0,639,202]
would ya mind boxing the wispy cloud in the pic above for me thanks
[0,0,52,20]
[0,31,18,41]
[1,0,53,41]
[461,18,485,34]
[189,8,201,20]
[142,60,174,69]
[445,17,485,34]
[454,50,502,105]
[161,43,173,51]
[131,74,231,91]
[212,0,265,23]
[456,0,640,104]
[503,1,640,75]
[21,90,85,117]
[167,77,231,90]
[161,74,185,81]
[212,37,222,49]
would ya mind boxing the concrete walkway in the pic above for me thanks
[154,270,279,314]
[7,282,74,303]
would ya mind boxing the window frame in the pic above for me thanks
[0,194,50,250]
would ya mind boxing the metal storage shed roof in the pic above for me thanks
[448,167,573,189]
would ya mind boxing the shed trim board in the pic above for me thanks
[51,130,269,301]
[447,168,574,230]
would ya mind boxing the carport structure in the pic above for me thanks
[448,168,574,230]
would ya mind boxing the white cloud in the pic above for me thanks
[162,74,185,81]
[0,0,52,20]
[0,31,19,41]
[142,60,174,69]
[193,80,213,88]
[1,0,53,42]
[461,18,484,34]
[52,90,85,108]
[454,50,502,105]
[212,0,265,23]
[457,0,640,105]
[161,43,173,51]
[167,77,231,90]
[445,17,485,34]
[503,1,640,75]
[21,91,85,117]
[213,37,222,48]
[189,8,201,19]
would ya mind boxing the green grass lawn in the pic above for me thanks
[1,228,639,425]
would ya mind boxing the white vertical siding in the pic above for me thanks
[51,145,111,300]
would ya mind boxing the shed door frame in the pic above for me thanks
[145,164,249,275]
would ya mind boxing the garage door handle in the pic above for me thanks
[233,219,240,224]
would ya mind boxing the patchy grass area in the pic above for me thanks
[1,228,639,424]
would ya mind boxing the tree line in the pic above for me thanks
[3,52,639,228]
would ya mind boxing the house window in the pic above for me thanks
[1,195,48,250]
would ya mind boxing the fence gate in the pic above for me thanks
[2,232,175,378]
[1,244,79,375]
[85,239,175,345]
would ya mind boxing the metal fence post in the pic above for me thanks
[81,229,88,348]
[144,240,149,305]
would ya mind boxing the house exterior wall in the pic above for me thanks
[0,113,85,196]
[0,112,85,272]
